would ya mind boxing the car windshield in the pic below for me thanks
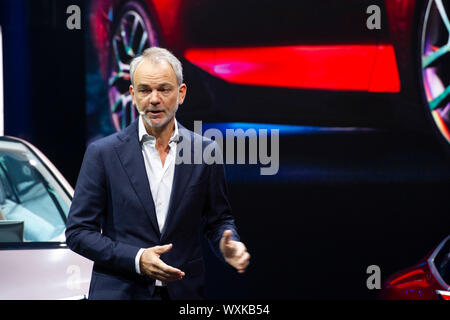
[0,139,70,242]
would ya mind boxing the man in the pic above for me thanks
[65,47,250,300]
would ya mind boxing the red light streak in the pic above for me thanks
[185,45,400,92]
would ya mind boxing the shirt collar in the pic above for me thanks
[138,115,179,145]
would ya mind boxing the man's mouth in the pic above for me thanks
[148,110,164,115]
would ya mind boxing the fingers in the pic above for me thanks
[157,260,185,278]
[153,268,183,282]
[234,242,246,257]
[152,271,179,282]
[224,241,250,273]
[149,261,185,282]
[236,252,251,273]
[151,256,184,279]
[153,243,173,255]
[222,230,233,245]
[141,244,185,282]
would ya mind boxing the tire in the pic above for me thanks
[107,1,159,132]
[418,0,450,154]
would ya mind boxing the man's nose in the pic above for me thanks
[149,91,161,105]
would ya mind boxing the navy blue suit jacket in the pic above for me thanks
[65,119,240,299]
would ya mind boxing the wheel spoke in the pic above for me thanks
[434,0,450,33]
[122,106,128,128]
[111,93,132,113]
[112,37,131,71]
[137,32,148,55]
[122,93,132,106]
[120,22,130,54]
[112,37,123,67]
[111,95,122,113]
[130,102,135,122]
[423,43,449,68]
[110,39,130,86]
[429,85,450,111]
[108,71,130,86]
[127,15,140,56]
[108,72,118,86]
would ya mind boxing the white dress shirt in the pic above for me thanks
[134,116,179,286]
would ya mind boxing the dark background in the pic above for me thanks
[1,0,449,299]
[0,0,86,185]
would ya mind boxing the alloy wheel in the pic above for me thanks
[108,3,158,131]
[421,0,450,144]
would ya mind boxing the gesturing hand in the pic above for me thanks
[220,230,251,273]
[139,244,185,282]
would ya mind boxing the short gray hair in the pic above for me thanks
[129,47,183,86]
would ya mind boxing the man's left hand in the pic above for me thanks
[220,230,250,273]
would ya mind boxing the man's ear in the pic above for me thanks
[178,84,187,105]
[129,84,136,106]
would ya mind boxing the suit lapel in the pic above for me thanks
[113,120,161,238]
[161,125,196,240]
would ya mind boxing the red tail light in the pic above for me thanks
[388,269,431,289]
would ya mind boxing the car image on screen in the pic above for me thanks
[88,0,450,155]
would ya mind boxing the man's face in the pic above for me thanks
[130,59,186,129]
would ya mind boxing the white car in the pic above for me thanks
[0,136,92,299]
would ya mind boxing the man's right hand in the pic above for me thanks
[139,244,185,282]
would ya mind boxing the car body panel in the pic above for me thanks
[0,246,93,300]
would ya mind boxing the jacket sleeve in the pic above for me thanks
[202,141,241,264]
[65,142,140,274]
